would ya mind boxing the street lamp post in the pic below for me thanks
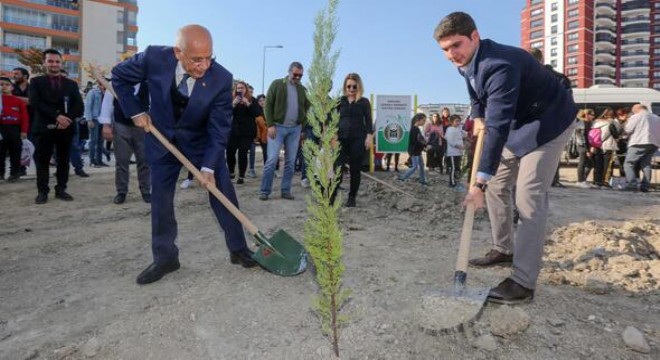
[262,45,284,94]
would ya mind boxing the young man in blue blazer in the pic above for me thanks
[434,12,577,304]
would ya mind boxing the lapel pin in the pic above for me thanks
[202,82,206,87]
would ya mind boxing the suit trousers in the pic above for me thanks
[113,122,150,195]
[485,124,574,289]
[150,151,248,265]
[34,129,74,194]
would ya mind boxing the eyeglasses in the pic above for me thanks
[292,73,303,79]
[184,53,215,66]
[346,84,357,90]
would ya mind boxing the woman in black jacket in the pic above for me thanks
[227,81,261,184]
[336,73,373,207]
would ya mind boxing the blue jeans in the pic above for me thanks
[399,155,425,183]
[300,126,317,180]
[260,124,302,196]
[88,119,104,164]
[624,144,658,189]
[69,122,84,172]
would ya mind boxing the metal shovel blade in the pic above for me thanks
[252,230,308,276]
[418,272,489,335]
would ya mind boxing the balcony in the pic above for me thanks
[621,38,650,46]
[2,16,79,33]
[595,26,616,35]
[621,0,651,12]
[595,33,617,46]
[596,1,616,13]
[620,74,649,80]
[595,61,616,68]
[3,40,47,50]
[621,62,650,68]
[621,50,649,57]
[23,0,80,11]
[622,15,650,23]
[596,14,617,25]
[595,78,616,85]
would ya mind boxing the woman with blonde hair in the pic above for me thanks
[227,81,261,184]
[335,73,373,207]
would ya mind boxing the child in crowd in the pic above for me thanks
[398,113,427,185]
[445,114,466,189]
[0,77,29,182]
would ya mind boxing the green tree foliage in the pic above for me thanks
[14,48,45,75]
[302,0,348,357]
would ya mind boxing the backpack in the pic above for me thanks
[588,123,610,148]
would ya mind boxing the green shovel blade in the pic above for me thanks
[252,230,307,276]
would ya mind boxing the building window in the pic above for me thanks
[551,48,558,56]
[568,0,579,4]
[567,44,578,53]
[531,40,543,48]
[127,10,137,26]
[568,9,579,18]
[531,18,543,28]
[567,20,579,30]
[531,8,543,17]
[654,83,660,89]
[567,32,579,41]
[551,59,558,67]
[551,25,558,34]
[570,79,578,87]
[551,37,557,45]
[117,31,124,45]
[654,37,660,43]
[530,30,544,39]
[3,32,47,50]
[551,14,558,22]
[127,31,137,47]
[567,68,578,75]
[567,56,577,64]
[531,0,543,4]
[117,10,124,23]
[551,2,558,11]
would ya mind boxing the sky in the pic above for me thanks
[136,0,524,105]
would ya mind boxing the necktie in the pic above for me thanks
[177,74,190,97]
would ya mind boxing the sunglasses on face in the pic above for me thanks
[292,73,303,79]
[346,84,357,90]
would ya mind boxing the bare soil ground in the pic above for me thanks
[1,158,659,360]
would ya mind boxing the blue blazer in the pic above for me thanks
[466,39,577,176]
[111,46,232,170]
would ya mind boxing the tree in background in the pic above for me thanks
[14,48,45,75]
[302,0,347,357]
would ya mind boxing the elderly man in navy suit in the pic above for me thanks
[434,12,577,304]
[112,25,256,285]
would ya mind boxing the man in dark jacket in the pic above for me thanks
[29,49,84,204]
[434,12,577,304]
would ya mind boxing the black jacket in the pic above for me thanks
[28,75,84,134]
[407,125,426,156]
[337,96,373,140]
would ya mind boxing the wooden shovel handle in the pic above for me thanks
[455,123,486,273]
[94,70,259,236]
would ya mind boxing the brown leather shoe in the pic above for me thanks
[487,278,534,305]
[468,249,513,267]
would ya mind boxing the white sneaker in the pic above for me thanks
[576,181,590,189]
[180,179,193,189]
[301,178,310,188]
[274,170,280,178]
[247,169,257,178]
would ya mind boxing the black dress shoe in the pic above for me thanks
[55,191,74,201]
[75,170,90,178]
[136,259,180,285]
[487,278,535,305]
[345,195,356,207]
[141,193,151,203]
[35,193,48,204]
[469,249,513,267]
[281,193,295,200]
[230,249,257,268]
[113,193,126,204]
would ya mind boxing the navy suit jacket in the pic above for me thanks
[111,46,232,170]
[465,39,577,176]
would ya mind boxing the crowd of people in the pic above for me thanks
[1,19,659,299]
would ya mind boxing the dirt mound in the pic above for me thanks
[542,219,660,293]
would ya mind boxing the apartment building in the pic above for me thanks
[0,0,138,83]
[521,0,660,90]
[417,103,470,119]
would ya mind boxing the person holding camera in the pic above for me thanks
[227,81,260,184]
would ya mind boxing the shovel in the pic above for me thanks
[418,123,489,334]
[94,71,307,276]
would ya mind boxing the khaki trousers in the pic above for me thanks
[485,124,574,289]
